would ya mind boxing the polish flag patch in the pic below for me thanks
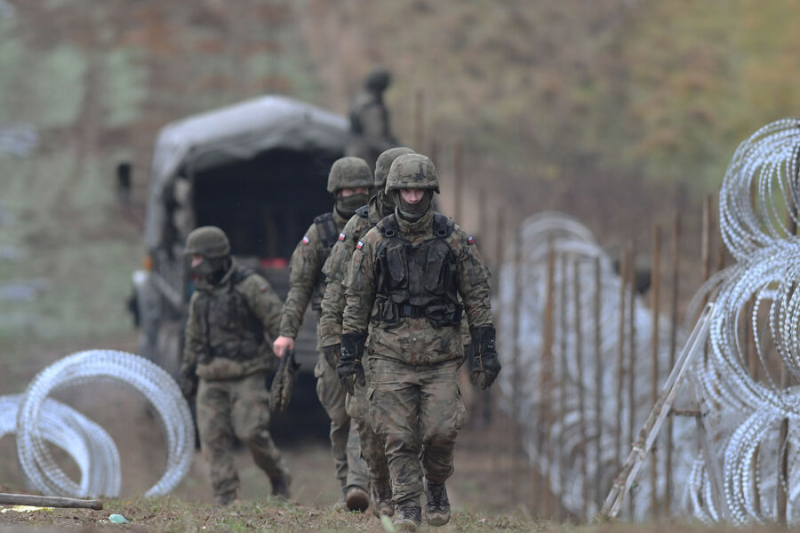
[259,285,270,292]
[302,236,310,245]
[339,233,346,241]
[468,236,475,245]
[356,241,364,250]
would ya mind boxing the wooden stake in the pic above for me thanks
[574,259,588,520]
[453,141,463,224]
[556,253,568,521]
[510,233,524,503]
[665,211,681,516]
[414,89,424,151]
[593,256,604,511]
[539,242,556,517]
[0,493,103,510]
[627,242,637,519]
[650,225,661,518]
[615,245,628,471]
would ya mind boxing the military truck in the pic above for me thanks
[130,95,349,379]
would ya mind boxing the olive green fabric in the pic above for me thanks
[326,157,374,194]
[346,75,397,171]
[318,198,381,348]
[384,154,440,193]
[314,352,370,489]
[367,358,466,507]
[346,371,391,486]
[184,226,231,258]
[196,373,289,504]
[182,261,282,381]
[342,209,493,366]
[374,147,415,189]
[278,209,348,340]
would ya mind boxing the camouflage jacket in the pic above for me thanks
[342,209,493,366]
[182,261,283,380]
[279,208,349,339]
[318,198,383,348]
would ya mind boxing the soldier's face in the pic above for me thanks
[339,187,370,197]
[191,254,204,268]
[400,189,425,204]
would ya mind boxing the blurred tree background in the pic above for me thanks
[1,0,800,350]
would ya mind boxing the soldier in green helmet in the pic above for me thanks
[273,157,372,511]
[180,226,291,505]
[346,65,398,171]
[318,146,415,517]
[340,154,501,530]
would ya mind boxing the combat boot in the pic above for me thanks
[215,490,238,506]
[425,481,450,526]
[270,471,292,499]
[393,506,422,531]
[346,485,370,512]
[371,480,394,517]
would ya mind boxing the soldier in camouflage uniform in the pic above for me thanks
[273,157,372,511]
[318,147,415,517]
[339,154,501,530]
[346,65,397,171]
[179,226,291,505]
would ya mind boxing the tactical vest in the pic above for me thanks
[194,265,265,365]
[373,213,462,328]
[311,212,340,311]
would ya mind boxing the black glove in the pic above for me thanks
[323,343,341,369]
[180,373,198,399]
[338,333,367,395]
[469,326,502,390]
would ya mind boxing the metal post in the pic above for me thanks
[557,253,568,521]
[650,225,661,518]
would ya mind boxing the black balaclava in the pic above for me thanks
[393,190,433,222]
[335,192,370,219]
[195,256,231,285]
[377,190,395,218]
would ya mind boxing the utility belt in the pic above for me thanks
[372,298,462,328]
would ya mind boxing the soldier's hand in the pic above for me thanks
[338,333,367,395]
[273,336,295,358]
[323,343,341,369]
[469,326,502,390]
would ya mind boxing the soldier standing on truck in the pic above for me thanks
[179,226,291,505]
[272,157,373,511]
[318,147,415,517]
[346,65,398,172]
[339,154,502,530]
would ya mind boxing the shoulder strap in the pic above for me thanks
[231,264,256,285]
[355,205,369,219]
[432,212,455,239]
[377,214,399,238]
[314,212,339,249]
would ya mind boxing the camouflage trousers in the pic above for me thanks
[345,370,391,486]
[197,372,289,504]
[368,358,466,507]
[315,353,370,491]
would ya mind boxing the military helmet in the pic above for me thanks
[375,147,415,189]
[385,154,440,193]
[364,65,391,93]
[184,226,231,258]
[326,156,373,194]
